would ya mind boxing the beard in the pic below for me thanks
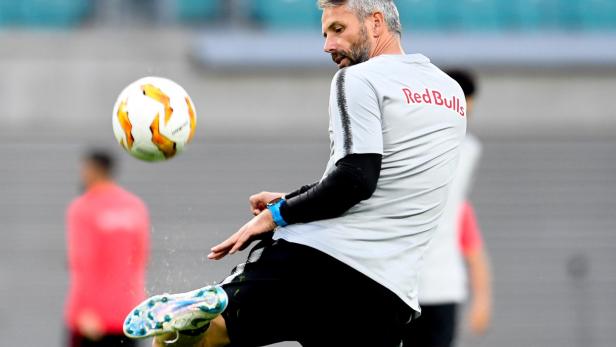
[331,26,372,69]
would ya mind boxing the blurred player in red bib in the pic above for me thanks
[65,150,150,347]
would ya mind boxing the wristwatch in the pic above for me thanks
[266,197,288,227]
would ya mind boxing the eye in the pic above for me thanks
[334,26,344,33]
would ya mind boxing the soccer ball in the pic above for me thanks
[112,76,197,162]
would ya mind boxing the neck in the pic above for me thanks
[370,33,404,58]
[87,178,112,191]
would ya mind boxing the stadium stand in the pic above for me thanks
[177,0,223,22]
[250,0,322,30]
[507,0,561,31]
[1,0,615,31]
[577,0,616,30]
[396,0,443,31]
[450,0,504,31]
[0,0,90,27]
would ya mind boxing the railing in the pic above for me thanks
[0,0,615,32]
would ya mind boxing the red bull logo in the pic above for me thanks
[402,88,465,117]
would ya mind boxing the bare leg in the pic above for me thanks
[152,316,230,347]
[202,317,230,347]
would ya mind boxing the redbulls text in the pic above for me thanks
[402,88,465,117]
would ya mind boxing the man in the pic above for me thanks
[66,150,150,347]
[125,1,466,346]
[403,70,492,347]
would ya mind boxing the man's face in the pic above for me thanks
[80,161,95,188]
[80,161,101,189]
[322,5,373,69]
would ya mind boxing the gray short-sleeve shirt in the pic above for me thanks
[274,54,467,313]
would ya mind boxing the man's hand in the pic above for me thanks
[208,210,276,260]
[464,242,492,336]
[249,191,285,215]
[468,297,491,335]
[77,310,104,341]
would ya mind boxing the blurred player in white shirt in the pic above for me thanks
[403,70,493,347]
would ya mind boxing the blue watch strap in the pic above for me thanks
[267,199,288,227]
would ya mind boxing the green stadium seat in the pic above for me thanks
[0,2,20,26]
[576,0,616,31]
[450,0,505,31]
[19,0,90,28]
[177,0,223,22]
[396,0,444,31]
[505,0,561,31]
[251,0,321,30]
[554,0,580,29]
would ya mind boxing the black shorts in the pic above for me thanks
[66,329,136,347]
[402,303,458,347]
[220,237,414,347]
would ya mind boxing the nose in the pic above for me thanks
[323,36,336,54]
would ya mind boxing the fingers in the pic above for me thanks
[228,221,257,255]
[249,195,258,214]
[248,192,264,207]
[208,243,233,259]
[229,231,251,255]
[252,204,265,216]
[210,237,235,254]
[208,223,253,260]
[249,193,267,215]
[209,211,275,260]
[208,248,230,260]
[208,230,242,260]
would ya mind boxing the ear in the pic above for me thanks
[371,11,385,37]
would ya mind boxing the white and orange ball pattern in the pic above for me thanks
[112,76,197,162]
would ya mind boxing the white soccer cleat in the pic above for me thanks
[123,285,228,339]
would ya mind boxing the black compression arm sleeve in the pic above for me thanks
[284,182,318,200]
[280,153,382,224]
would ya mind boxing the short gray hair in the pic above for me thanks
[317,0,402,37]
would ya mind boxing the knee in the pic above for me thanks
[150,316,229,347]
[152,332,204,347]
[202,316,230,347]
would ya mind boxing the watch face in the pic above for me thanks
[267,197,283,207]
